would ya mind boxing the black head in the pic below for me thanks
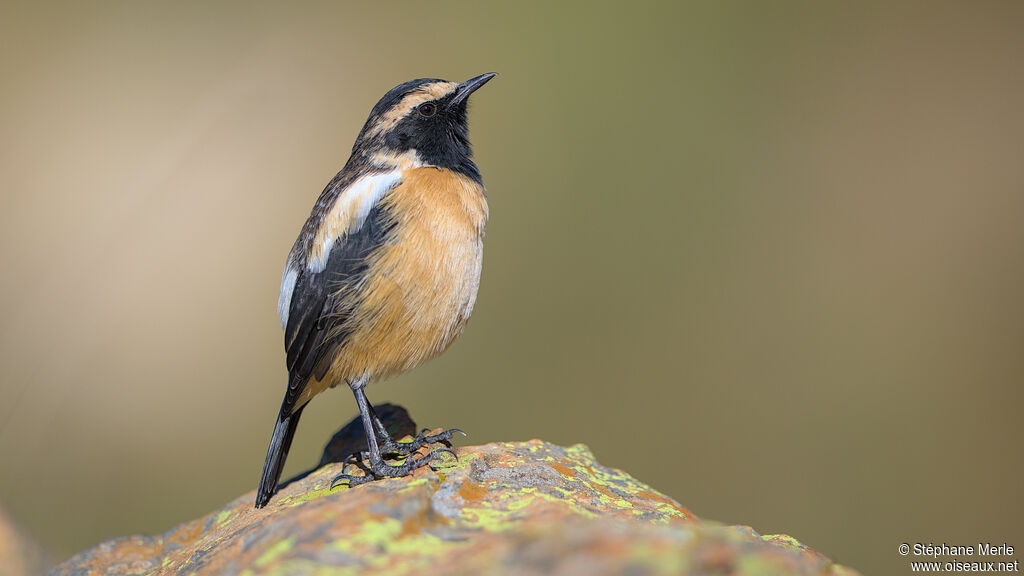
[353,73,497,182]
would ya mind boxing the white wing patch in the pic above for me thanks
[307,170,403,273]
[278,170,405,329]
[278,266,299,329]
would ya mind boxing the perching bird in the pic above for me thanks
[255,73,496,508]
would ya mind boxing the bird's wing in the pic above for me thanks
[278,170,402,415]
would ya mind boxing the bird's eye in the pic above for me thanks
[417,102,437,117]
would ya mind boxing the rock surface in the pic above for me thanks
[51,411,860,576]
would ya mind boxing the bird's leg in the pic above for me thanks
[366,403,400,453]
[331,378,455,488]
[366,403,465,457]
[338,404,464,477]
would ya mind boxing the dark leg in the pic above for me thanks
[331,378,455,488]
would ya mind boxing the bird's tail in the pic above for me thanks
[255,403,305,508]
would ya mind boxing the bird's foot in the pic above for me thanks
[330,447,457,489]
[380,427,466,456]
[337,427,465,473]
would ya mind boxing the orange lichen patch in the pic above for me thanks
[636,489,686,510]
[550,460,576,478]
[589,481,617,499]
[175,518,213,546]
[399,510,432,538]
[105,536,165,561]
[458,480,488,503]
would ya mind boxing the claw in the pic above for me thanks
[430,448,458,464]
[379,426,467,456]
[416,427,466,446]
[330,472,372,490]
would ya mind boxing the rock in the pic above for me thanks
[50,411,861,576]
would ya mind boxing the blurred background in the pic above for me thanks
[1,1,1022,574]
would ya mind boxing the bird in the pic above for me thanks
[255,73,496,509]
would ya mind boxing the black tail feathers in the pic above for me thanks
[255,404,305,508]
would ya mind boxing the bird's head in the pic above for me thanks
[352,73,496,177]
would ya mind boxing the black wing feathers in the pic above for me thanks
[280,202,394,416]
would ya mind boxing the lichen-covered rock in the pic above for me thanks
[50,419,860,575]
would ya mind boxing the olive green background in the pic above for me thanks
[1,2,1022,574]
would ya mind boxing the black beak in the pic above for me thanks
[448,72,497,108]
